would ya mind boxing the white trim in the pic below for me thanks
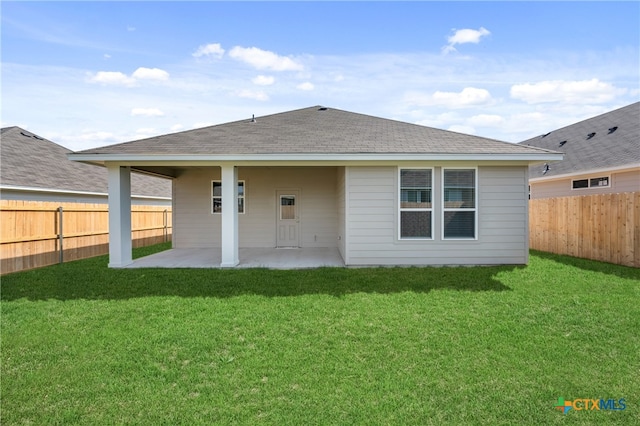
[398,167,434,240]
[529,163,640,182]
[211,180,245,214]
[69,152,563,163]
[0,184,170,201]
[441,167,478,241]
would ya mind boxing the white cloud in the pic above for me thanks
[467,114,505,127]
[127,25,136,32]
[510,79,626,104]
[170,124,184,132]
[131,67,169,81]
[443,27,490,54]
[131,108,164,117]
[229,46,304,71]
[192,43,225,59]
[405,87,493,108]
[103,54,111,60]
[296,82,314,91]
[88,67,169,87]
[236,89,269,101]
[80,131,116,142]
[252,75,275,86]
[89,71,136,87]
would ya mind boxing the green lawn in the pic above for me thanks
[2,244,639,425]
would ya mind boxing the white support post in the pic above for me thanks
[107,165,133,267]
[220,165,239,267]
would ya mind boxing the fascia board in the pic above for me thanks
[69,152,564,164]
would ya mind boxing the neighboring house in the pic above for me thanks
[69,106,561,268]
[520,102,640,199]
[1,126,172,205]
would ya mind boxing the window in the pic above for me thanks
[572,176,609,190]
[212,180,245,214]
[399,169,432,239]
[443,169,476,239]
[572,179,588,189]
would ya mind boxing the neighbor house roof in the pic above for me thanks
[73,106,560,158]
[519,102,640,179]
[1,126,171,199]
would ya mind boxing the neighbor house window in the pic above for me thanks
[572,176,609,190]
[399,168,433,239]
[443,168,477,239]
[212,180,245,214]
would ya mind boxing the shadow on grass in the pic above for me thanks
[1,246,517,301]
[530,250,640,281]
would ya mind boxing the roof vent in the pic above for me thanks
[250,114,256,123]
[608,126,618,134]
[318,107,328,111]
[586,132,596,140]
[558,140,567,147]
[541,132,551,138]
[33,135,44,140]
[542,163,550,175]
[20,131,32,138]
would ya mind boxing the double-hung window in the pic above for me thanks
[212,180,245,214]
[399,168,433,239]
[442,168,476,239]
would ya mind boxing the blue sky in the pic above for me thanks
[2,1,639,151]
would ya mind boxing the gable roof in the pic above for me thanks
[1,126,171,198]
[520,102,640,179]
[74,106,558,157]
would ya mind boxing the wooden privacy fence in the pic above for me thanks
[529,192,639,267]
[1,200,172,274]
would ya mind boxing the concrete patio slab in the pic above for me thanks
[125,247,344,269]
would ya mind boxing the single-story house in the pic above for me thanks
[520,102,639,199]
[69,106,562,268]
[1,126,172,205]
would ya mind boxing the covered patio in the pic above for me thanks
[125,247,345,269]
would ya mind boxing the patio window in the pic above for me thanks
[399,168,432,239]
[212,180,245,214]
[442,168,476,239]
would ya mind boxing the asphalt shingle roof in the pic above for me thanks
[1,126,172,198]
[75,106,556,156]
[520,102,640,178]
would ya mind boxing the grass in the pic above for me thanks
[1,243,639,425]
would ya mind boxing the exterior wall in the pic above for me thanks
[345,165,529,265]
[530,168,640,199]
[0,188,171,206]
[173,167,338,249]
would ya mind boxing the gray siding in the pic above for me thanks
[173,167,338,248]
[345,165,529,265]
[530,169,640,199]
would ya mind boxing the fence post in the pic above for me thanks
[163,209,168,242]
[58,206,64,264]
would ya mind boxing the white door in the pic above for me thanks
[276,190,300,247]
